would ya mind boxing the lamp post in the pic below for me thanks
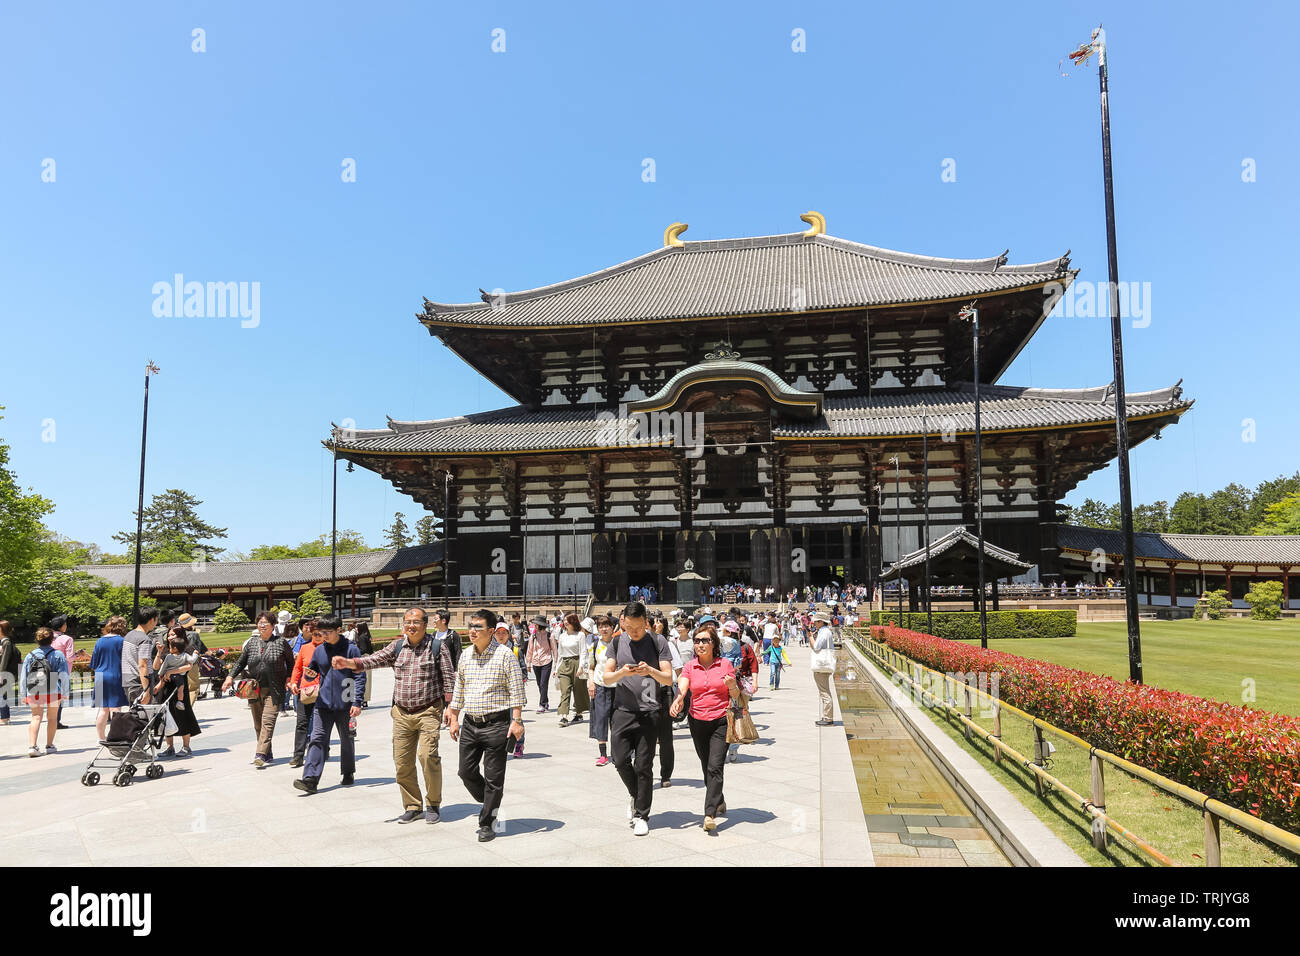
[959,303,989,648]
[891,456,902,623]
[522,496,529,625]
[572,515,578,616]
[443,471,451,605]
[132,361,160,620]
[923,413,932,635]
[329,425,338,614]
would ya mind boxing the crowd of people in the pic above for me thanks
[2,600,843,843]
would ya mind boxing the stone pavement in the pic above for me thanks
[0,643,871,867]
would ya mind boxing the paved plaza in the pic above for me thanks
[0,644,875,867]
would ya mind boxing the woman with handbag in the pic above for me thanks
[222,610,295,767]
[810,610,837,726]
[668,622,741,832]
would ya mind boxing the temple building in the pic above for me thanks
[332,213,1193,604]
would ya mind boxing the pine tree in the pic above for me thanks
[383,512,412,549]
[113,489,227,562]
[414,515,439,545]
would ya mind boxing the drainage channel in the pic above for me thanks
[833,649,1011,867]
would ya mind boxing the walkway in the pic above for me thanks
[0,643,870,867]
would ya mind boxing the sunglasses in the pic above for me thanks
[693,637,713,644]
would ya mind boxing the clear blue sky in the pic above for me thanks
[2,1,1295,555]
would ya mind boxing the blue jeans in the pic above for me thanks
[769,661,783,689]
[304,706,355,780]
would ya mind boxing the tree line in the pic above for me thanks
[1060,472,1300,536]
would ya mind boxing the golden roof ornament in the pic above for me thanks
[800,210,826,237]
[664,222,688,247]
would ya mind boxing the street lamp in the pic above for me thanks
[891,456,902,624]
[923,412,932,635]
[959,302,989,649]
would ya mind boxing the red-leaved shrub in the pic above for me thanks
[868,625,1300,831]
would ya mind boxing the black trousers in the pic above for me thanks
[611,708,659,819]
[688,715,729,817]
[656,689,675,782]
[458,716,511,829]
[293,700,316,760]
[532,663,552,708]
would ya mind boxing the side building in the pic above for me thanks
[332,215,1193,604]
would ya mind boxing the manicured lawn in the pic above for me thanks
[981,619,1300,717]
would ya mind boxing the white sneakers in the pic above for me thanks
[633,818,649,837]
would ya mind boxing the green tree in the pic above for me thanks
[383,512,412,549]
[213,603,251,633]
[1133,500,1170,533]
[1193,589,1231,621]
[1246,472,1300,530]
[1063,498,1120,529]
[1168,492,1207,534]
[295,588,332,617]
[113,489,228,562]
[1252,492,1300,535]
[414,515,439,545]
[1243,581,1283,620]
[248,530,370,561]
[0,410,58,613]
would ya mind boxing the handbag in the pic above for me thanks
[234,678,260,700]
[298,665,322,705]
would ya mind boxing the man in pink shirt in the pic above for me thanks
[48,615,75,728]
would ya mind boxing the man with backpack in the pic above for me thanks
[432,609,462,670]
[603,601,674,836]
[334,607,454,823]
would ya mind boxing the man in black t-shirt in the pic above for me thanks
[603,601,674,836]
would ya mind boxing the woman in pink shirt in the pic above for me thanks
[669,622,741,832]
[524,617,557,713]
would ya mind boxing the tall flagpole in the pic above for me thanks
[1075,26,1143,682]
[132,361,160,620]
[960,304,988,648]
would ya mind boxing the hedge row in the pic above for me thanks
[870,625,1300,831]
[867,609,1076,639]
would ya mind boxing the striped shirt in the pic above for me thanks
[451,640,526,718]
[356,633,455,711]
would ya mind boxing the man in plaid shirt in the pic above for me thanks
[334,607,455,823]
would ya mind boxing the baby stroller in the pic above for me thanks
[80,688,177,787]
[197,653,228,699]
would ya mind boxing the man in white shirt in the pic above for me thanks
[432,609,462,670]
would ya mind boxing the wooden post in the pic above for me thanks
[1032,725,1046,798]
[992,703,1002,765]
[1203,810,1221,867]
[963,677,973,740]
[1090,754,1108,851]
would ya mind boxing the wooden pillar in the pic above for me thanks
[444,472,459,598]
[1283,567,1291,608]
[1168,565,1177,606]
[350,580,358,617]
[991,577,1000,611]
[185,589,194,613]
[1224,566,1233,605]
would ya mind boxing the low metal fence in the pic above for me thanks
[845,628,1300,866]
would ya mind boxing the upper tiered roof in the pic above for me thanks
[417,223,1075,330]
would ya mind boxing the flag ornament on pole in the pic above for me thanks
[1067,25,1104,70]
[145,360,160,375]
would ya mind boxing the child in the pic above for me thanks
[153,628,201,756]
[765,634,792,691]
